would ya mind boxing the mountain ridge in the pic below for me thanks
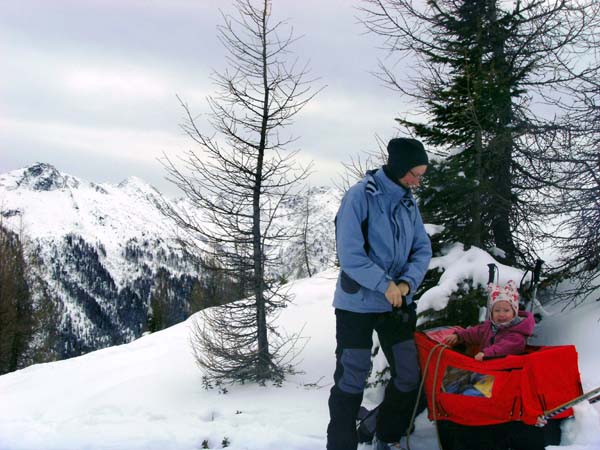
[0,163,339,363]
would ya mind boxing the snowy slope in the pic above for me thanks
[0,272,340,450]
[0,261,598,450]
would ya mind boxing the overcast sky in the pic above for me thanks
[0,0,415,196]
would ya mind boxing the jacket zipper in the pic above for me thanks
[391,202,402,277]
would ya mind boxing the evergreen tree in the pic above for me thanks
[147,270,170,333]
[404,0,520,260]
[188,280,206,315]
[0,224,34,374]
[188,254,237,314]
[23,247,61,366]
[361,0,599,266]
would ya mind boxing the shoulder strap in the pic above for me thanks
[365,176,377,195]
[334,180,371,258]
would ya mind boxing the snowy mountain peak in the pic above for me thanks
[118,176,154,191]
[2,162,81,192]
[117,176,161,198]
[116,176,163,208]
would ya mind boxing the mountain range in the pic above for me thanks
[0,163,339,361]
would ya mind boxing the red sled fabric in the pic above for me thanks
[415,329,583,426]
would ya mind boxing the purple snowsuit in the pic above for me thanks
[456,311,535,358]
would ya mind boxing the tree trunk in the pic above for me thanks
[488,16,518,265]
[303,193,313,277]
[254,0,270,380]
[471,130,483,249]
[490,133,517,264]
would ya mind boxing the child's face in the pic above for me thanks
[492,301,515,323]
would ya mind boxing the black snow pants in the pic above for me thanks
[326,306,420,450]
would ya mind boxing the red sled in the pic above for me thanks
[414,328,583,449]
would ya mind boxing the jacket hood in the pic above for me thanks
[364,167,412,202]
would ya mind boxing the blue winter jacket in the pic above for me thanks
[333,168,432,313]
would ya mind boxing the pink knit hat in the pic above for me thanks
[487,280,519,316]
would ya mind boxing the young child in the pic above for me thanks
[444,280,534,361]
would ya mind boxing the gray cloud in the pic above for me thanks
[1,0,413,196]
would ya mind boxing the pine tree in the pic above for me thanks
[394,0,527,264]
[147,271,169,333]
[361,0,599,266]
[0,224,34,374]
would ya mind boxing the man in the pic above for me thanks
[327,137,432,450]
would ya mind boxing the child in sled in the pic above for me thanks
[442,280,535,397]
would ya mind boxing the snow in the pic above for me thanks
[1,256,599,450]
[418,243,524,313]
[0,163,191,289]
[0,272,338,450]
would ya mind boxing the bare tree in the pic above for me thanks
[161,0,320,384]
[334,134,387,193]
[536,64,600,306]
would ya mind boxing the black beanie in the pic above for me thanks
[386,138,429,179]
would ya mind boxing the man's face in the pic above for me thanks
[399,164,427,190]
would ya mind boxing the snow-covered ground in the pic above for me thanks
[0,259,599,449]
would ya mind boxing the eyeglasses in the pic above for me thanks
[409,169,425,180]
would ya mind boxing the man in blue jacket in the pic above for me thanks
[326,138,432,450]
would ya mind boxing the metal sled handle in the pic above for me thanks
[487,263,498,285]
[533,259,544,284]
